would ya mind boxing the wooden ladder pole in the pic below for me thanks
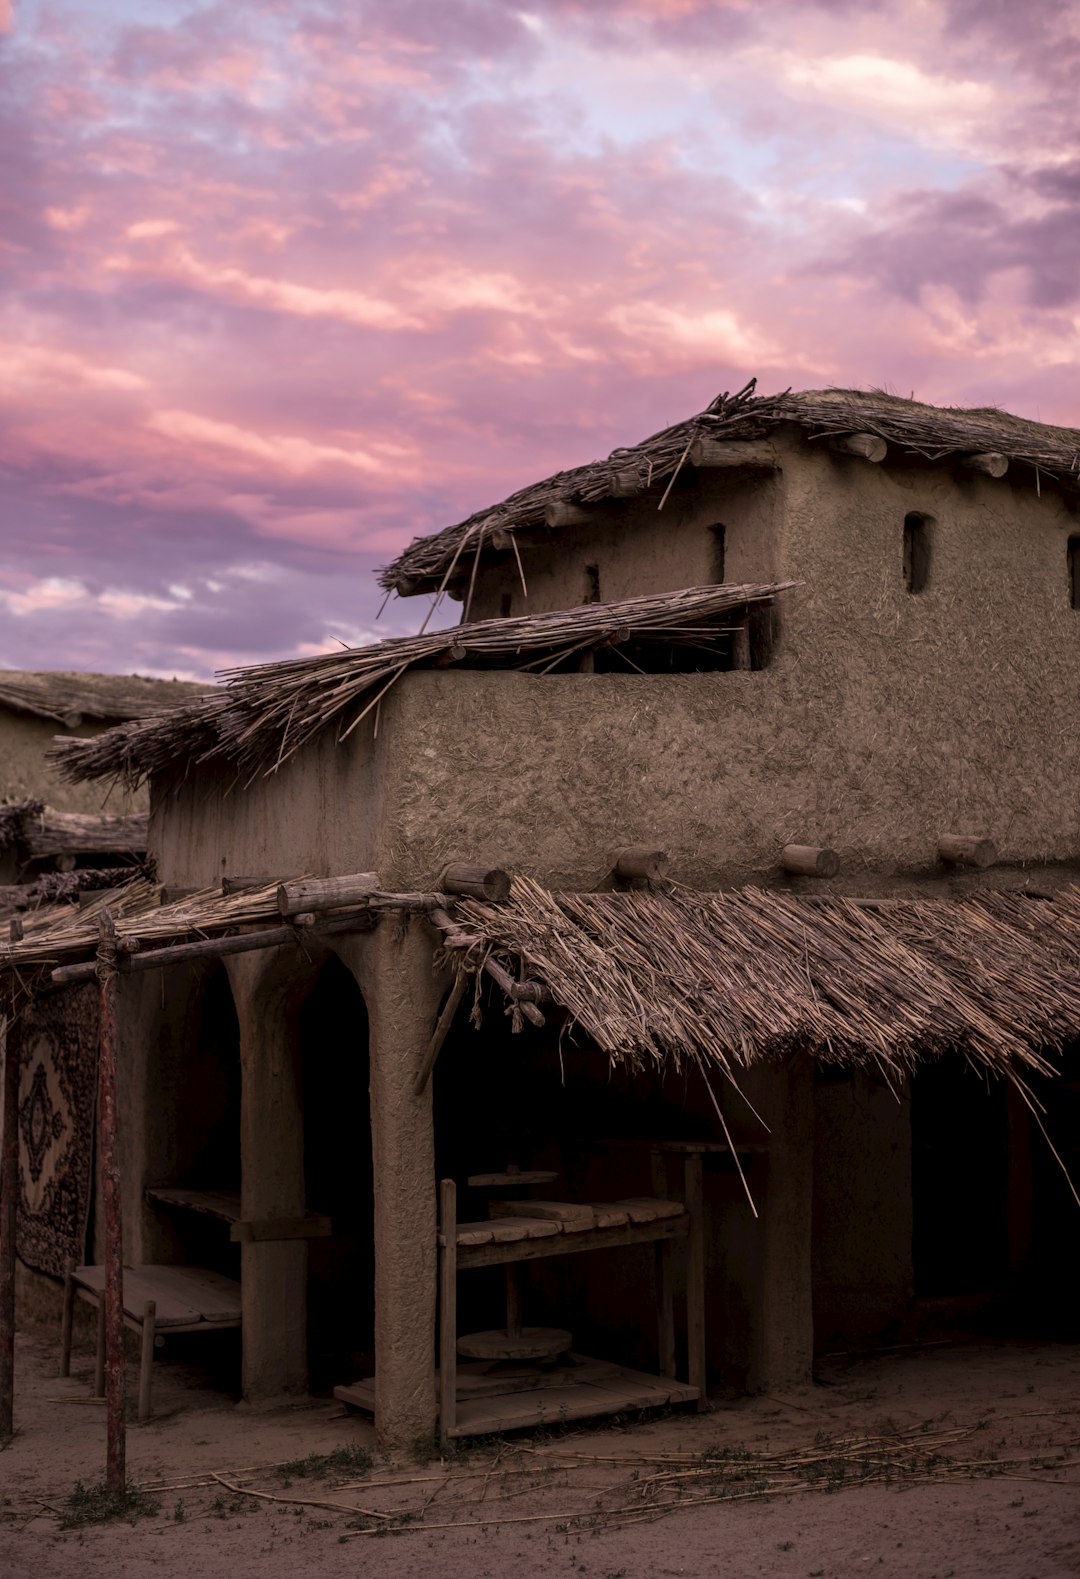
[138,1301,156,1423]
[60,1258,76,1378]
[438,1179,458,1443]
[684,1151,707,1408]
[97,909,126,1491]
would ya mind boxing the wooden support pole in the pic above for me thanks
[277,873,380,916]
[828,432,887,463]
[432,641,466,669]
[428,910,547,1027]
[938,834,997,869]
[96,909,126,1492]
[544,500,593,529]
[959,452,1009,479]
[413,974,468,1097]
[613,847,669,882]
[439,865,511,902]
[0,1008,19,1442]
[608,466,644,498]
[438,1178,457,1443]
[137,1301,156,1423]
[60,1258,76,1378]
[781,844,840,878]
[689,438,778,471]
[684,1151,706,1408]
[731,614,752,671]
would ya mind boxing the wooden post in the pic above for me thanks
[731,615,752,670]
[781,844,840,878]
[60,1258,76,1378]
[938,834,997,869]
[0,1008,20,1442]
[438,1178,457,1443]
[413,974,467,1097]
[684,1152,706,1408]
[439,865,511,902]
[651,1150,676,1379]
[138,1301,156,1423]
[959,452,1008,479]
[504,1266,524,1338]
[828,432,887,462]
[613,847,669,882]
[277,873,380,915]
[544,500,593,529]
[688,438,778,471]
[97,909,126,1492]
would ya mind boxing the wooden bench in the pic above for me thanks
[60,1263,242,1421]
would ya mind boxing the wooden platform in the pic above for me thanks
[335,1353,699,1438]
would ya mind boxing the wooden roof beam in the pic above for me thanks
[827,432,888,463]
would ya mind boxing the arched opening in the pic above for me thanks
[299,954,372,1391]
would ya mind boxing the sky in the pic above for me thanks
[1,0,1079,681]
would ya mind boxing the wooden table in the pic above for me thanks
[433,1176,705,1440]
[60,1263,242,1421]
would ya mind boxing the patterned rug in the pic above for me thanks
[15,985,98,1278]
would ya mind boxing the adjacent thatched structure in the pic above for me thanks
[0,670,206,726]
[383,380,1080,594]
[50,583,794,790]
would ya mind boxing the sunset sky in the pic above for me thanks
[2,0,1078,680]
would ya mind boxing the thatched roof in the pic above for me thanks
[0,669,208,725]
[50,583,794,789]
[3,872,1078,1091]
[383,380,1080,594]
[0,800,148,860]
[444,877,1080,1084]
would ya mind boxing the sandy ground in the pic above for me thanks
[2,1331,1079,1579]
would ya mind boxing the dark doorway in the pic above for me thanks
[911,1059,1009,1297]
[299,955,373,1390]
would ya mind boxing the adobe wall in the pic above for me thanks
[0,710,150,817]
[464,463,782,622]
[370,455,1080,890]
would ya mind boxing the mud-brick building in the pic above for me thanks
[4,382,1080,1451]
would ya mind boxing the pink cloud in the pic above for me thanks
[0,0,1077,677]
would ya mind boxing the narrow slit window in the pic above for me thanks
[1069,537,1080,609]
[711,524,727,583]
[500,592,513,618]
[583,563,601,604]
[903,513,932,594]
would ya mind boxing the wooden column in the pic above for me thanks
[684,1152,706,1406]
[97,910,126,1492]
[0,1007,20,1442]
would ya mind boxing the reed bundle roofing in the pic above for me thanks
[0,669,207,725]
[51,582,793,789]
[384,379,1080,593]
[2,872,1077,1081]
[448,877,1080,1083]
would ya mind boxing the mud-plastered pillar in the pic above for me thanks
[226,949,307,1400]
[339,915,443,1451]
[748,1057,814,1391]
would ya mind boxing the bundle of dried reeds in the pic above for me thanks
[52,582,793,789]
[449,878,1079,1082]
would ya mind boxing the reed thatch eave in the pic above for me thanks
[382,379,1080,595]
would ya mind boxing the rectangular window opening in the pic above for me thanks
[1069,537,1080,610]
[583,563,601,604]
[711,524,727,583]
[904,513,932,594]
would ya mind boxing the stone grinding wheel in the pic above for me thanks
[456,1327,573,1363]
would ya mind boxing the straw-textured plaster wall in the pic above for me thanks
[153,444,1080,890]
[0,709,149,816]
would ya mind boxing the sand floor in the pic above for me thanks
[2,1330,1079,1578]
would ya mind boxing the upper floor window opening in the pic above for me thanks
[903,513,933,594]
[1068,537,1080,610]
